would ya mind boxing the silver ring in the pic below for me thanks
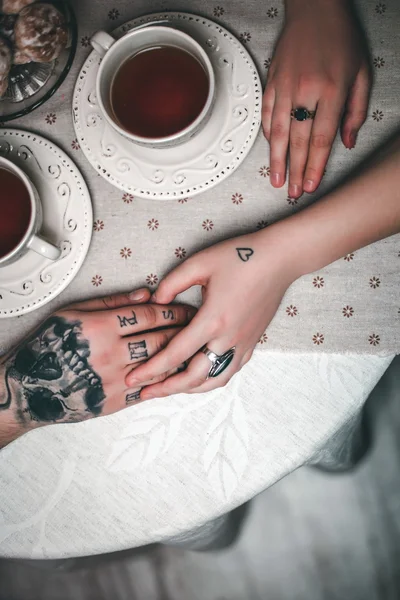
[201,345,236,378]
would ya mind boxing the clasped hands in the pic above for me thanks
[1,229,294,442]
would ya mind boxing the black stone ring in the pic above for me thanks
[201,345,236,379]
[291,107,316,121]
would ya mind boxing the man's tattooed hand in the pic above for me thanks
[1,316,106,426]
[0,291,196,447]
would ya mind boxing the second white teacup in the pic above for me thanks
[0,157,61,268]
[91,26,215,148]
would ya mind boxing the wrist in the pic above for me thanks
[254,225,306,284]
[285,0,349,19]
[266,188,362,280]
[261,209,339,281]
[276,218,325,278]
[0,361,26,448]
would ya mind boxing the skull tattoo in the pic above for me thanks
[1,316,105,425]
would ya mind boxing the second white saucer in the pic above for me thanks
[0,129,92,318]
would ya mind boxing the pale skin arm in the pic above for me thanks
[127,132,400,399]
[281,133,400,276]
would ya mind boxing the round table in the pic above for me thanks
[0,0,398,558]
[0,351,392,558]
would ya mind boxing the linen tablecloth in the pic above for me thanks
[0,0,397,558]
[0,0,399,354]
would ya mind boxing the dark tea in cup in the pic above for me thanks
[110,46,210,139]
[0,167,32,260]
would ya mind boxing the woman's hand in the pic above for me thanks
[127,127,400,401]
[0,288,195,446]
[126,230,297,399]
[263,0,371,199]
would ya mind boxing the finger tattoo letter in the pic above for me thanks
[126,390,141,405]
[128,340,148,361]
[118,311,138,328]
[162,310,175,320]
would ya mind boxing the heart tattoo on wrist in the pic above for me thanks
[236,248,254,262]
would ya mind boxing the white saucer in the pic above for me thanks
[0,129,92,318]
[73,12,262,200]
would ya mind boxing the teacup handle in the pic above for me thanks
[91,31,116,57]
[28,234,61,261]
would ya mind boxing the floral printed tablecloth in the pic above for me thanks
[0,0,397,559]
[0,0,399,354]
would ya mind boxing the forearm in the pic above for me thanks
[273,134,400,277]
[0,361,25,448]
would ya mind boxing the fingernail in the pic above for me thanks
[150,294,157,303]
[289,184,300,198]
[271,172,282,187]
[177,361,188,373]
[303,179,315,193]
[129,289,145,301]
[187,306,196,319]
[349,131,357,149]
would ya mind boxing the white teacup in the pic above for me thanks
[0,157,61,268]
[91,26,215,148]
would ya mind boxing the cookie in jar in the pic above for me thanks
[1,0,36,15]
[14,2,68,64]
[0,36,11,97]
